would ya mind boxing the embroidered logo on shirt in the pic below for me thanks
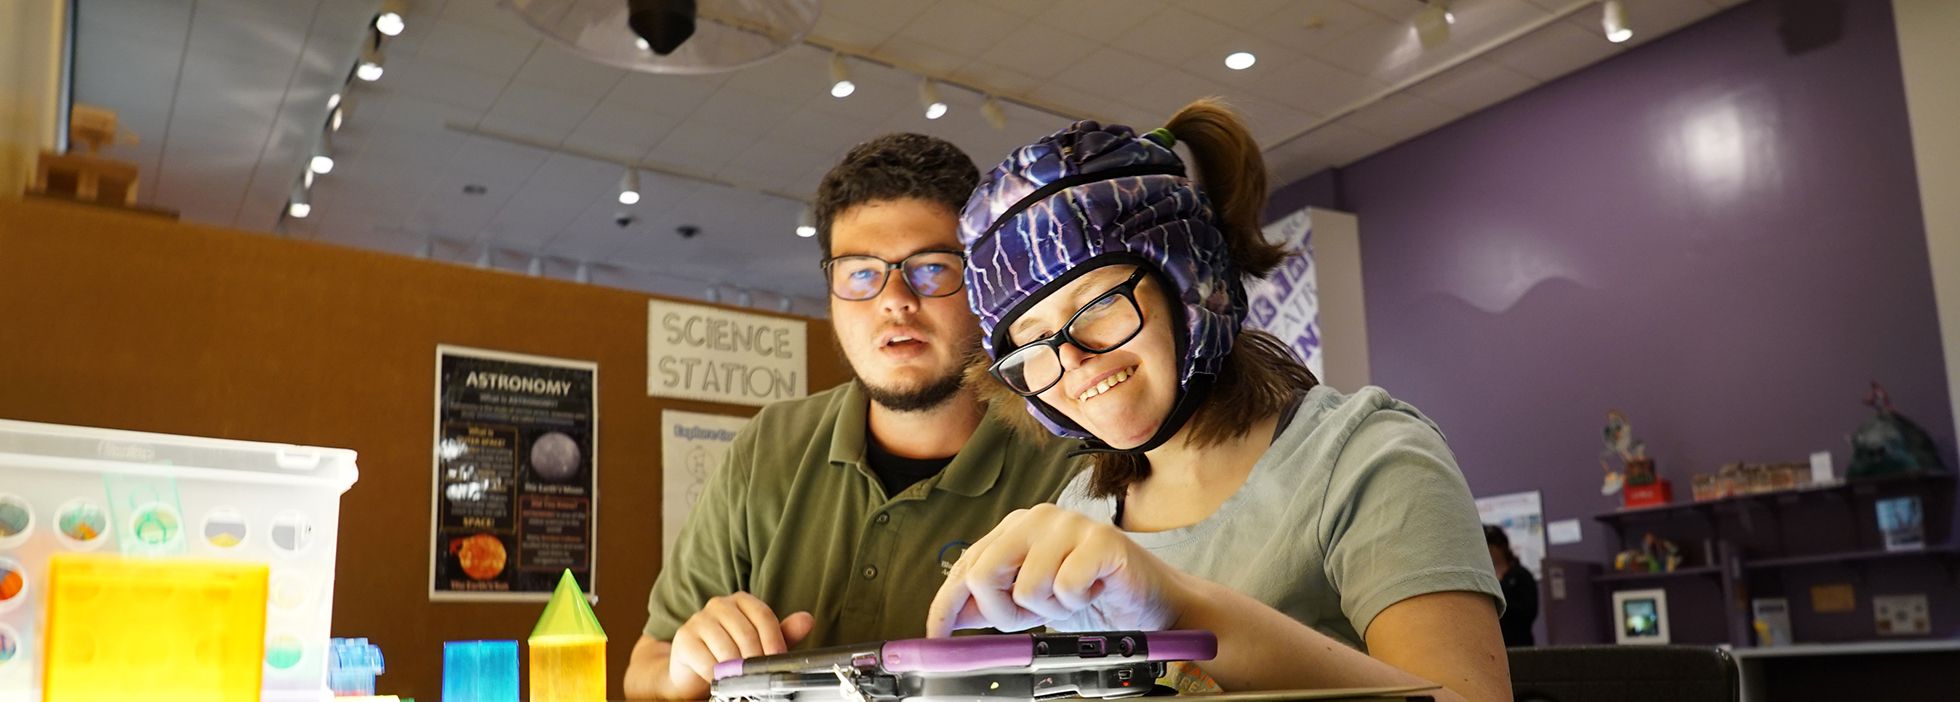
[937,540,971,576]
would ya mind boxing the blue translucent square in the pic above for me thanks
[443,640,520,702]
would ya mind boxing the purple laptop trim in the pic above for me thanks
[880,637,1036,673]
[710,630,1217,681]
[1142,630,1217,662]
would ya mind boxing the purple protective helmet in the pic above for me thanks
[959,120,1249,448]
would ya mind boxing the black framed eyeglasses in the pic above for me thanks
[821,250,967,301]
[990,268,1149,397]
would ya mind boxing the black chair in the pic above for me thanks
[1508,645,1738,702]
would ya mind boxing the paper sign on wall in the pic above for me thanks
[1476,491,1547,578]
[431,346,597,602]
[1245,208,1325,379]
[648,300,807,407]
[659,410,750,566]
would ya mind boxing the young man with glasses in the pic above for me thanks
[623,134,1082,700]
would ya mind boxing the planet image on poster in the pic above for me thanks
[529,431,582,482]
[451,533,507,581]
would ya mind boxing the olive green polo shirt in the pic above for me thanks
[644,380,1082,648]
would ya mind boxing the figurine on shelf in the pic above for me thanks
[1610,533,1683,573]
[1848,382,1948,478]
[1643,532,1683,572]
[1600,410,1645,495]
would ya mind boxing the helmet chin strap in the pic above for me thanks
[1056,374,1214,457]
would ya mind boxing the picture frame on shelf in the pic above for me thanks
[1613,588,1671,645]
[1876,495,1925,552]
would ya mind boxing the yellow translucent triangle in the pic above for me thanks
[530,570,606,644]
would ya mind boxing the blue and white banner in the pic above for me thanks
[1246,209,1324,379]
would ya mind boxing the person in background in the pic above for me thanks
[623,134,1081,700]
[925,100,1512,702]
[1485,524,1539,647]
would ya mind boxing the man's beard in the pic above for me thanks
[862,366,966,412]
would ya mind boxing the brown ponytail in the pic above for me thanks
[1164,98,1288,278]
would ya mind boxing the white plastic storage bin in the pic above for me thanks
[0,418,359,702]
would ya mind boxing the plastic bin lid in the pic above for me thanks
[0,417,358,490]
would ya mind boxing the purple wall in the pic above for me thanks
[1269,0,1955,643]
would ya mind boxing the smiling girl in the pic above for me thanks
[928,100,1512,702]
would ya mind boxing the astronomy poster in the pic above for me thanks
[431,345,598,601]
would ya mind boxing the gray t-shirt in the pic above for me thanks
[1057,385,1504,651]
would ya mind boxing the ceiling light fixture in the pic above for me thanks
[795,207,816,238]
[618,169,641,205]
[1225,51,1256,70]
[920,79,947,120]
[287,182,310,218]
[635,37,652,51]
[356,42,386,81]
[326,92,342,111]
[981,96,1007,130]
[1414,1,1451,49]
[1602,0,1632,43]
[828,53,855,98]
[309,133,335,174]
[375,1,407,37]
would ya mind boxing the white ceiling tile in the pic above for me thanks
[1484,19,1623,81]
[608,71,728,118]
[823,0,933,34]
[1034,0,1165,42]
[892,1,1023,60]
[1248,0,1387,54]
[872,37,974,76]
[513,42,628,101]
[485,83,600,136]
[383,56,512,112]
[1301,13,1429,83]
[1224,94,1318,146]
[1345,92,1465,141]
[975,0,1050,18]
[1050,47,1166,100]
[949,62,1046,99]
[1184,0,1297,31]
[1290,119,1398,167]
[439,0,545,40]
[416,20,538,80]
[1254,54,1386,117]
[563,104,681,159]
[1406,58,1540,114]
[1110,6,1242,68]
[686,87,798,141]
[809,13,900,51]
[968,22,1098,82]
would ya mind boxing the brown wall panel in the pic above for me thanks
[0,197,853,699]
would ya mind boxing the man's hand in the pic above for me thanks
[625,593,815,700]
[671,593,815,689]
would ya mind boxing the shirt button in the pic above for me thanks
[863,566,878,580]
[875,513,890,525]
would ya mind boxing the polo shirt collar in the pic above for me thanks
[828,379,1005,498]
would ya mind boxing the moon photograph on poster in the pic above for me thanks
[529,431,582,482]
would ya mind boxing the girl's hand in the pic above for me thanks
[925,504,1186,636]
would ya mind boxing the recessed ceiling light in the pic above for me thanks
[375,11,405,37]
[462,184,487,195]
[635,37,651,51]
[1225,52,1256,70]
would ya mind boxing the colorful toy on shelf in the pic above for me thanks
[41,554,269,702]
[329,637,385,696]
[1611,533,1683,573]
[1601,410,1672,506]
[1848,382,1948,478]
[1599,410,1643,496]
[528,570,606,702]
[444,640,519,702]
